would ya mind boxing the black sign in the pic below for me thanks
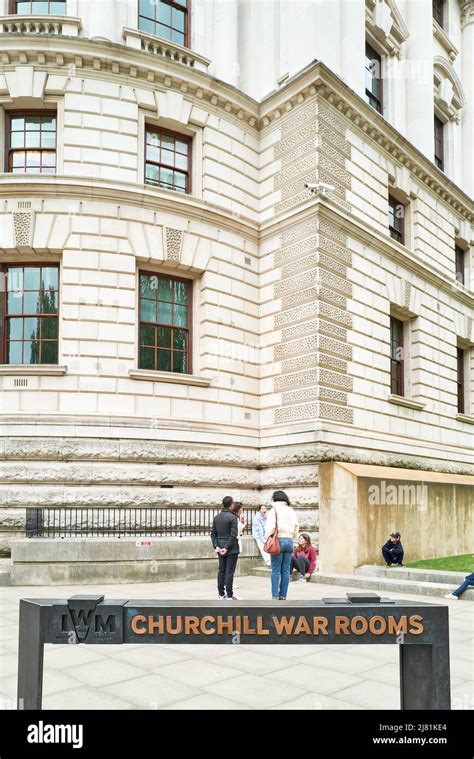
[17,594,451,710]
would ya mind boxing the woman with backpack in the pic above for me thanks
[264,490,299,600]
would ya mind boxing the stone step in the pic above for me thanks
[249,567,474,600]
[356,564,469,584]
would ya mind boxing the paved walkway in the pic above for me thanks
[0,575,472,710]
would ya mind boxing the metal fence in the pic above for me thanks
[25,507,316,539]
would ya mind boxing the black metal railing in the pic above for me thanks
[24,507,316,539]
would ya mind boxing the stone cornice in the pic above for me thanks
[260,62,473,223]
[0,32,259,129]
[0,175,260,243]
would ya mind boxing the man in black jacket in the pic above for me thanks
[211,496,239,600]
[382,532,404,566]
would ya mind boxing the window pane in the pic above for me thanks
[32,2,49,14]
[25,133,41,149]
[140,299,157,323]
[173,304,188,327]
[174,172,187,191]
[40,289,58,314]
[24,268,40,291]
[50,2,65,14]
[139,323,155,345]
[41,267,58,290]
[139,345,155,370]
[145,163,159,184]
[24,291,40,314]
[172,7,185,32]
[41,341,58,363]
[146,130,160,147]
[175,153,188,170]
[161,134,174,149]
[157,301,172,324]
[173,280,189,305]
[138,16,154,33]
[173,350,187,374]
[11,116,25,131]
[7,268,23,292]
[175,0,187,6]
[158,278,173,302]
[41,134,56,149]
[7,342,22,364]
[146,144,160,163]
[157,349,171,371]
[176,140,188,154]
[24,317,40,341]
[139,0,155,20]
[25,152,41,168]
[140,274,155,299]
[23,340,40,364]
[25,116,41,131]
[7,318,22,340]
[12,152,26,167]
[157,2,171,24]
[7,292,22,315]
[11,133,25,149]
[41,317,58,340]
[157,325,171,348]
[161,148,174,166]
[41,116,56,130]
[173,328,187,351]
[171,29,185,46]
[157,22,172,40]
[159,167,173,187]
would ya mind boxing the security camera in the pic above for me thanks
[304,182,336,194]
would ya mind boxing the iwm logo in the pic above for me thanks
[51,595,123,644]
[368,482,428,507]
[27,721,83,750]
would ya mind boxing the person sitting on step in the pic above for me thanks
[290,533,317,582]
[382,532,404,567]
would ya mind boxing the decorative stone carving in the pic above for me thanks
[165,227,183,262]
[13,212,34,247]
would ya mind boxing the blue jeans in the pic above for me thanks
[271,538,294,599]
[453,573,474,598]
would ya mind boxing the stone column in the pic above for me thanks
[460,0,474,197]
[405,0,434,159]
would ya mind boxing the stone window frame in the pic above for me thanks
[5,110,57,175]
[434,113,445,171]
[0,262,60,367]
[388,305,424,410]
[0,98,64,177]
[364,40,384,115]
[137,111,202,198]
[388,193,405,245]
[137,269,193,375]
[456,339,473,420]
[143,124,191,194]
[432,0,445,28]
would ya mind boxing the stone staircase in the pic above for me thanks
[250,564,474,601]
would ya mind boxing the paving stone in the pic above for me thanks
[266,663,362,695]
[330,679,401,710]
[271,692,367,710]
[153,659,243,687]
[61,659,148,687]
[205,673,308,708]
[102,674,201,709]
[163,693,252,710]
[42,687,133,710]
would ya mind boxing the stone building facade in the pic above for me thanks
[0,0,472,571]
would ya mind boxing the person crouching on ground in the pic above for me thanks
[252,505,271,567]
[291,533,317,582]
[210,495,239,600]
[265,490,299,601]
[382,532,404,566]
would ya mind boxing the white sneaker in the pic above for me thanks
[298,576,306,583]
[444,593,458,600]
[218,594,226,600]
[226,594,240,600]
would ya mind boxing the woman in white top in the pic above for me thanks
[264,490,299,600]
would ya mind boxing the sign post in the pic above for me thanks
[17,594,451,710]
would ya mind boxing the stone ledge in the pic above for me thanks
[456,413,474,425]
[388,394,425,410]
[128,369,211,386]
[0,364,67,376]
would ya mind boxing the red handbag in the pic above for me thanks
[263,508,280,555]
